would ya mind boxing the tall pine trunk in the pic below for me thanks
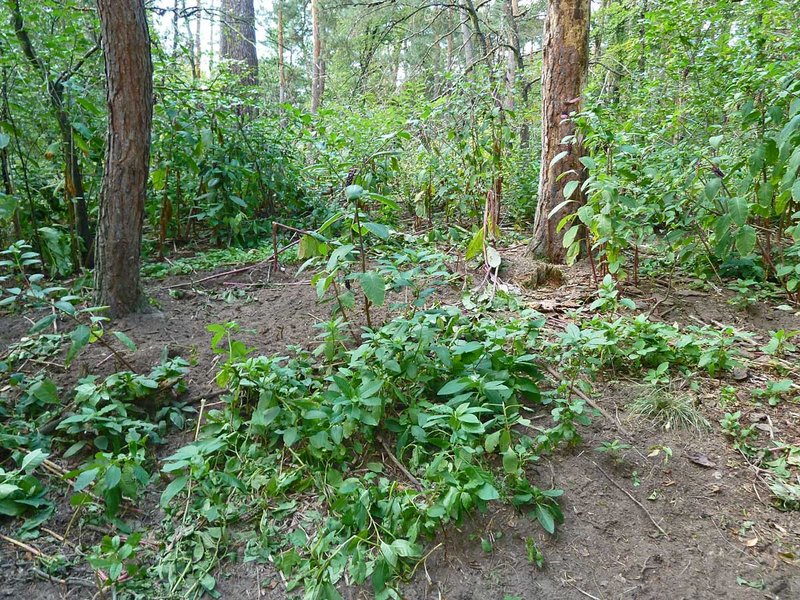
[220,0,258,85]
[94,0,153,317]
[195,0,203,77]
[311,0,323,112]
[529,0,590,263]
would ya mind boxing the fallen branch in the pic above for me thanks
[378,437,423,490]
[164,261,270,290]
[592,460,668,537]
[0,533,44,556]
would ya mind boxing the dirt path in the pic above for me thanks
[1,258,799,599]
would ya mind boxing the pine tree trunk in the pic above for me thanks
[195,0,203,77]
[529,0,590,263]
[504,0,521,110]
[94,0,153,317]
[311,0,323,112]
[446,9,455,72]
[172,0,181,54]
[220,0,258,85]
[461,20,474,70]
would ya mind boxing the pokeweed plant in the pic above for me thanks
[156,307,578,599]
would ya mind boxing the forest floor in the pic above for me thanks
[1,245,799,600]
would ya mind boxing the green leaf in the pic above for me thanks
[704,177,721,201]
[502,449,519,474]
[484,430,501,453]
[728,196,748,226]
[562,225,580,249]
[113,331,137,351]
[535,504,556,534]
[380,541,397,567]
[709,135,723,149]
[547,198,576,219]
[0,483,20,499]
[365,192,400,210]
[66,325,92,366]
[360,271,385,307]
[105,465,122,490]
[735,225,757,256]
[465,228,485,261]
[29,314,56,334]
[477,483,500,501]
[563,180,579,199]
[391,538,419,558]
[73,468,99,492]
[362,221,390,240]
[298,234,326,259]
[326,244,354,271]
[21,449,49,473]
[345,185,364,201]
[438,378,470,395]
[160,475,188,508]
[29,379,59,405]
[549,151,568,169]
[200,573,216,591]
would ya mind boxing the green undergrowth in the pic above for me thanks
[141,242,295,280]
[153,307,584,599]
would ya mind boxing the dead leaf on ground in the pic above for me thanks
[686,451,716,468]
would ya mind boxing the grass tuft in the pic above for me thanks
[627,386,710,432]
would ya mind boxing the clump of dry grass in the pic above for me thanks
[627,387,710,432]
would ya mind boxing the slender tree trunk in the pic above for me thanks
[183,0,198,78]
[594,0,611,60]
[504,0,521,109]
[638,0,648,71]
[529,0,590,263]
[172,0,181,54]
[391,41,402,91]
[277,0,286,104]
[195,0,203,77]
[311,0,323,112]
[460,19,474,70]
[220,0,258,85]
[9,0,92,265]
[446,9,455,72]
[94,0,153,317]
[209,0,216,68]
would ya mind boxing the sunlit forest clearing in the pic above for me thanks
[0,0,799,598]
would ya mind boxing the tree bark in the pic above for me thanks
[529,0,590,263]
[9,0,92,265]
[94,0,153,317]
[460,19,474,70]
[195,0,203,77]
[446,8,455,72]
[209,0,216,68]
[220,0,258,85]
[504,0,521,109]
[310,0,323,112]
